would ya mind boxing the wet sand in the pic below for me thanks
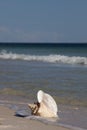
[0,106,71,130]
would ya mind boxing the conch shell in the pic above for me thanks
[28,90,58,118]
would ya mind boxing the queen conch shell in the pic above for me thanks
[28,90,58,118]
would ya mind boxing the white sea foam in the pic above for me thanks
[0,50,87,65]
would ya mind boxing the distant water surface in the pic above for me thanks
[0,43,87,129]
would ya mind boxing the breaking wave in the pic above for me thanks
[0,50,87,65]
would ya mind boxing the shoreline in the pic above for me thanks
[0,97,87,130]
[0,105,72,130]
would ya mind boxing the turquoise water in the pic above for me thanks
[0,43,87,129]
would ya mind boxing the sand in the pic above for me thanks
[0,105,71,130]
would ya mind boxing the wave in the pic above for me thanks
[0,50,87,65]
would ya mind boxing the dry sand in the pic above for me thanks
[0,106,71,130]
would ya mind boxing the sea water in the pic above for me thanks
[0,43,87,129]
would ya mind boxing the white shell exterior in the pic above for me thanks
[37,90,58,117]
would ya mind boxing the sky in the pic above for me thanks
[0,0,87,43]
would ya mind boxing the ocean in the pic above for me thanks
[0,43,87,129]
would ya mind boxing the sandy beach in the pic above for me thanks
[0,105,72,130]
